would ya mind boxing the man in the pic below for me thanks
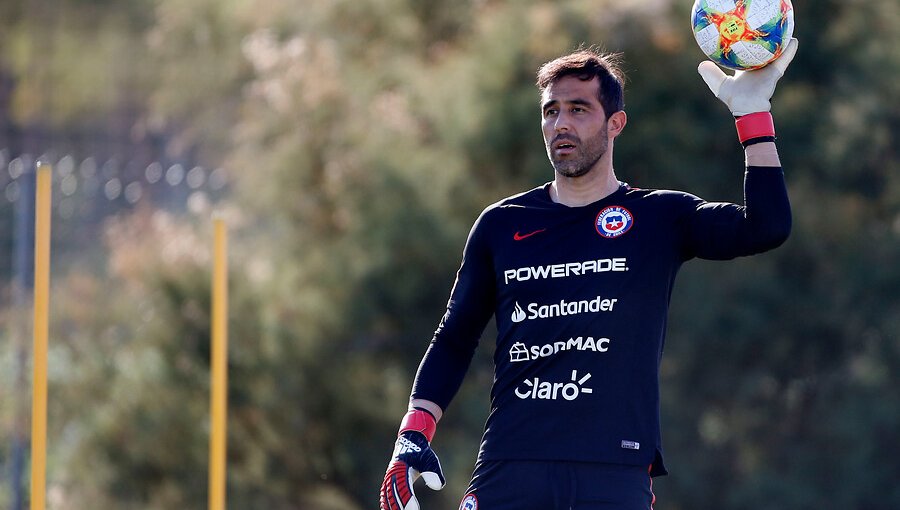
[380,39,799,510]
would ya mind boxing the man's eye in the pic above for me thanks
[572,107,586,113]
[545,109,558,116]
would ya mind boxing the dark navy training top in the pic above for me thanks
[411,166,791,476]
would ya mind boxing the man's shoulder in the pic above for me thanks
[623,185,703,209]
[481,185,551,215]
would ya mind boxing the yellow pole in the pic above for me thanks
[31,163,52,510]
[209,217,229,510]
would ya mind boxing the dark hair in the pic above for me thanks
[536,48,625,117]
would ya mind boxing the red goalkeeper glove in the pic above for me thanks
[379,409,445,510]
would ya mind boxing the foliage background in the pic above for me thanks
[1,0,898,508]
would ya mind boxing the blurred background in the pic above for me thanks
[0,0,898,508]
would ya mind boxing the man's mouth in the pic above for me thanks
[553,140,577,155]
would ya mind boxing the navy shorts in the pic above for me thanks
[458,460,655,510]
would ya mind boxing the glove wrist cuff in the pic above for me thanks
[399,409,436,442]
[735,112,775,144]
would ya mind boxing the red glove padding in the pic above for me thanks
[398,408,437,442]
[735,111,775,145]
[380,430,445,510]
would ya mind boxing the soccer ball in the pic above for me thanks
[691,0,794,70]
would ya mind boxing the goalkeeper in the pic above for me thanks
[380,39,798,510]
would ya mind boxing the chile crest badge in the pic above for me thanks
[595,206,634,238]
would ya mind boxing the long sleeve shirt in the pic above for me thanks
[411,166,791,476]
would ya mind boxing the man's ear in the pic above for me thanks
[607,110,627,138]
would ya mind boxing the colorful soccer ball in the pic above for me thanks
[691,0,794,70]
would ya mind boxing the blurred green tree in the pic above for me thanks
[0,0,897,508]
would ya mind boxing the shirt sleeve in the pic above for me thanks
[681,165,792,261]
[410,209,497,410]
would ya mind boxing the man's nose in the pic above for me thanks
[554,112,572,132]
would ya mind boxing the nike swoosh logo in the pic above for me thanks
[513,229,546,241]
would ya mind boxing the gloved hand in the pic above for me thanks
[698,38,799,116]
[380,409,445,510]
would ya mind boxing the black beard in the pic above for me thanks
[548,131,608,178]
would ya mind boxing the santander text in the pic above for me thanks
[511,296,618,323]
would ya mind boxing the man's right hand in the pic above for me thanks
[380,430,445,510]
[380,408,445,510]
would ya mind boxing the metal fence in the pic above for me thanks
[0,148,230,509]
[0,149,229,281]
